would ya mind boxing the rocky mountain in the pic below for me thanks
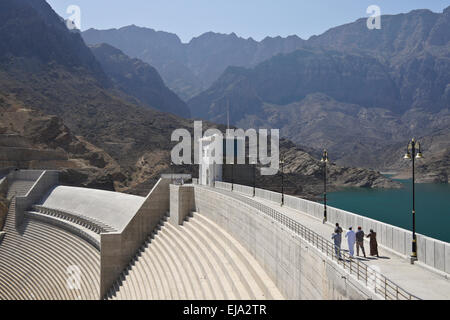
[0,0,404,198]
[89,43,190,118]
[187,7,450,171]
[188,48,402,122]
[274,140,402,199]
[230,93,450,168]
[384,127,450,183]
[0,102,124,190]
[0,0,196,194]
[82,26,306,100]
[308,7,450,113]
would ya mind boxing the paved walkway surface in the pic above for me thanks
[237,192,450,300]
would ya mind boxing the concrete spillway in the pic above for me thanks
[107,213,283,300]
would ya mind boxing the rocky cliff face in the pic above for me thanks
[0,0,194,193]
[0,102,126,191]
[185,7,450,171]
[388,128,450,183]
[89,43,190,118]
[249,140,401,200]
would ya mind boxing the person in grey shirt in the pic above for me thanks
[355,226,366,258]
[334,223,343,245]
[332,232,342,260]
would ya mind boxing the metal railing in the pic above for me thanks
[31,205,117,234]
[199,184,420,300]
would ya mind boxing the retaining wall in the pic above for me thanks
[14,170,59,227]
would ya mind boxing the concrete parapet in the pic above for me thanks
[233,184,254,196]
[170,185,194,225]
[215,181,232,191]
[255,188,282,204]
[99,178,171,299]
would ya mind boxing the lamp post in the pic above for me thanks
[404,138,423,263]
[280,157,285,206]
[231,163,234,191]
[253,163,256,197]
[320,150,329,224]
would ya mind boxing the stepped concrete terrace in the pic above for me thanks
[107,212,284,300]
[194,181,450,300]
[0,171,100,300]
[0,169,168,300]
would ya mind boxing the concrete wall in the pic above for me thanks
[14,170,59,227]
[0,167,14,179]
[215,181,232,191]
[219,182,450,275]
[233,184,254,197]
[99,178,171,299]
[0,177,7,196]
[170,185,195,225]
[193,186,379,300]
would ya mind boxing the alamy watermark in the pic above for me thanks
[171,121,280,175]
[367,5,381,30]
[66,265,81,291]
[66,5,82,30]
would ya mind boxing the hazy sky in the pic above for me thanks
[47,0,449,43]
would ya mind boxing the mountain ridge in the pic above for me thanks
[89,43,190,118]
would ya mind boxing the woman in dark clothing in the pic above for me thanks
[366,229,379,257]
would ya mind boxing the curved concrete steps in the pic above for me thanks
[107,213,283,300]
[6,180,36,199]
[0,199,100,300]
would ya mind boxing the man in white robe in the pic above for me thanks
[345,227,356,258]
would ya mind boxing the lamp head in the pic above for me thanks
[321,150,329,163]
[416,152,423,159]
[404,152,412,160]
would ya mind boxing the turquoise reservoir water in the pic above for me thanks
[328,180,450,243]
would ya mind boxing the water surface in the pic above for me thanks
[328,180,450,242]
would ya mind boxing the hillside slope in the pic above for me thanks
[89,43,190,118]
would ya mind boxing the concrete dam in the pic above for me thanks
[0,170,449,300]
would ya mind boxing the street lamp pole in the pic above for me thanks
[282,160,284,206]
[404,138,423,263]
[231,163,234,191]
[253,163,256,197]
[321,150,329,224]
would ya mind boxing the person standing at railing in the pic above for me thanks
[355,226,366,258]
[345,227,356,258]
[366,229,379,257]
[334,223,343,245]
[332,232,342,260]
